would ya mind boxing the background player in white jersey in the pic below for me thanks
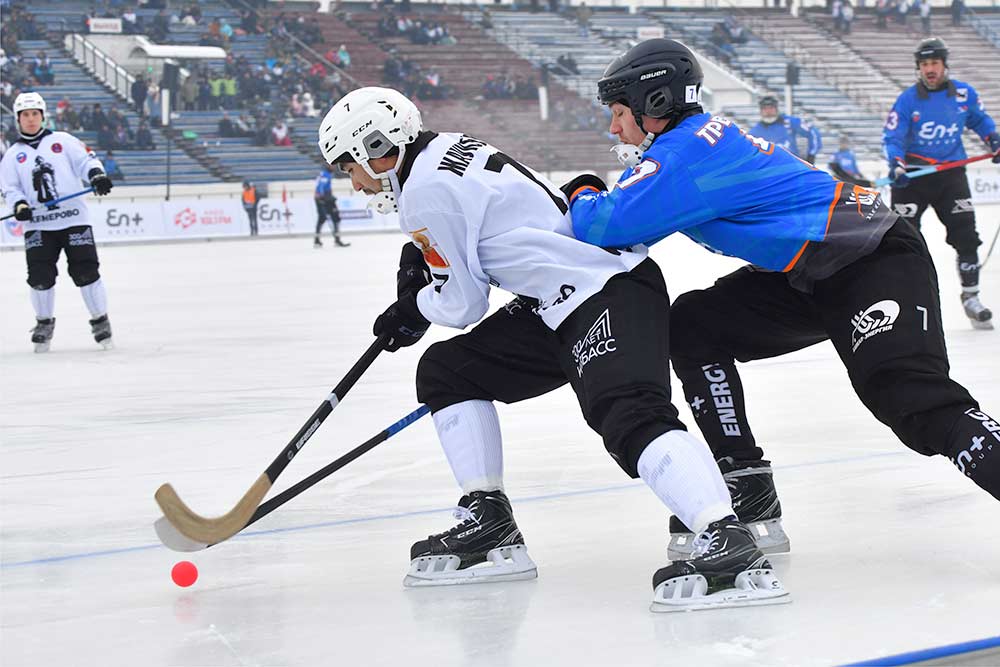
[317,87,789,612]
[0,92,115,352]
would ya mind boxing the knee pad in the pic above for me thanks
[68,263,100,287]
[415,341,484,413]
[27,264,57,291]
[669,291,717,363]
[590,388,684,478]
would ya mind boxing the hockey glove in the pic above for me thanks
[805,153,816,165]
[559,174,607,205]
[397,241,431,297]
[889,160,911,188]
[13,200,32,222]
[88,169,113,196]
[987,132,1000,164]
[373,291,430,352]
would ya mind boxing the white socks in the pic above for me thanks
[30,287,55,319]
[433,400,504,494]
[637,430,734,534]
[79,279,108,318]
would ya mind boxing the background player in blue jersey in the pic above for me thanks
[563,38,1000,559]
[749,95,822,164]
[883,37,1000,329]
[314,165,349,248]
[828,134,871,186]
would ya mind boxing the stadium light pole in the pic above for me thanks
[163,87,171,201]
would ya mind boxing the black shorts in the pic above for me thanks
[24,225,101,289]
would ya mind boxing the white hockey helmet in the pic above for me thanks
[14,91,47,119]
[317,87,422,213]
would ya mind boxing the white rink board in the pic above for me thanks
[0,213,997,666]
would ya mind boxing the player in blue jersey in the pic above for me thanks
[828,134,871,186]
[314,165,349,248]
[563,38,1000,558]
[884,37,1000,329]
[748,95,822,164]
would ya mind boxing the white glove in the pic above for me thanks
[610,143,643,168]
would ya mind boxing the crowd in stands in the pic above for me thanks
[376,11,457,45]
[709,17,748,63]
[870,0,956,31]
[552,54,579,76]
[481,72,537,100]
[382,51,451,100]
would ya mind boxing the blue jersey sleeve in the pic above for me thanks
[791,116,822,156]
[570,153,715,248]
[965,85,997,141]
[883,91,912,166]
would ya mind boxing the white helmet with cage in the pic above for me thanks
[317,86,422,213]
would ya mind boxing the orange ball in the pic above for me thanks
[171,560,198,587]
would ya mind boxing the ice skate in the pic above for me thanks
[652,518,790,613]
[404,490,537,587]
[30,317,55,353]
[962,293,993,330]
[334,236,351,248]
[669,458,789,559]
[313,237,323,249]
[89,314,113,349]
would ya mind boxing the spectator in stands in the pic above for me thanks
[336,44,351,69]
[481,8,493,30]
[710,23,737,62]
[271,118,292,146]
[97,123,115,151]
[576,2,592,37]
[951,0,963,25]
[828,134,871,186]
[896,0,910,24]
[242,181,259,236]
[147,78,162,124]
[221,74,237,109]
[180,3,201,25]
[33,51,53,85]
[876,0,891,28]
[122,7,140,34]
[919,0,932,33]
[180,74,197,111]
[234,113,255,138]
[218,112,236,137]
[131,75,148,117]
[59,101,81,132]
[209,74,223,109]
[556,54,580,75]
[135,120,155,150]
[841,2,854,33]
[197,77,211,111]
[240,9,259,35]
[104,150,124,181]
[832,0,844,32]
[114,123,134,150]
[108,106,129,132]
[151,9,169,42]
[221,19,235,43]
[87,103,108,132]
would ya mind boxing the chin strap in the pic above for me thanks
[611,131,656,168]
[368,169,403,214]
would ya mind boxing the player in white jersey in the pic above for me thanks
[317,87,789,612]
[0,92,115,352]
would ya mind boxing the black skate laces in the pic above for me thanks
[691,529,721,558]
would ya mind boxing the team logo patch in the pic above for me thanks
[951,198,974,214]
[409,227,449,269]
[956,88,968,103]
[572,308,616,377]
[51,143,62,153]
[850,300,900,352]
[617,159,660,189]
[893,203,919,218]
[16,152,27,163]
[951,409,999,476]
[911,111,921,122]
[4,219,24,237]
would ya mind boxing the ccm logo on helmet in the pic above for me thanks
[352,120,373,137]
[640,69,669,81]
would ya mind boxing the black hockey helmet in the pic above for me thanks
[914,37,948,66]
[598,38,703,131]
[758,95,780,109]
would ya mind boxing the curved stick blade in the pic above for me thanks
[154,516,209,552]
[154,474,271,545]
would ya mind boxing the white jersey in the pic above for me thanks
[394,132,647,330]
[0,131,103,232]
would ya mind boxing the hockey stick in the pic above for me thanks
[155,405,431,552]
[154,335,389,545]
[981,223,1000,269]
[0,187,95,221]
[874,153,995,187]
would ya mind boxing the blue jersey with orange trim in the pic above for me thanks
[570,113,844,274]
[830,148,862,178]
[883,79,996,167]
[748,114,822,158]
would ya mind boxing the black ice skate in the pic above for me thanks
[31,317,55,353]
[962,293,993,330]
[668,458,790,559]
[652,518,790,612]
[89,314,113,349]
[334,237,350,247]
[313,237,323,249]
[404,490,537,587]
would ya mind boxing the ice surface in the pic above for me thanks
[1,218,997,666]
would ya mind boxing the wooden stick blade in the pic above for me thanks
[154,474,272,545]
[154,516,209,552]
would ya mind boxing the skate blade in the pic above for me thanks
[403,545,538,588]
[33,342,50,353]
[970,319,994,331]
[668,519,790,560]
[98,339,114,350]
[650,566,791,613]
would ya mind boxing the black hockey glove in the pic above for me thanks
[559,173,607,205]
[889,160,911,188]
[13,200,32,222]
[397,241,430,297]
[987,132,1000,164]
[88,169,113,196]
[805,153,816,165]
[373,291,430,352]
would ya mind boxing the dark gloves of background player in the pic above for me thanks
[805,153,816,165]
[889,159,912,188]
[88,168,113,196]
[559,173,607,205]
[373,242,431,352]
[987,132,1000,164]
